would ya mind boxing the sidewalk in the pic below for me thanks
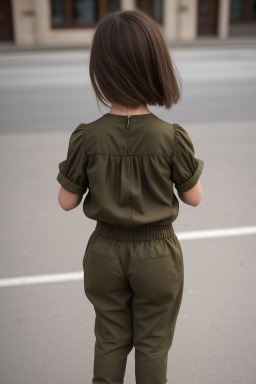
[0,36,256,54]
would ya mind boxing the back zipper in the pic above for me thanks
[126,115,130,129]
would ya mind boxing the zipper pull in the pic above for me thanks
[126,115,130,129]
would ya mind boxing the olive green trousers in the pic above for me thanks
[83,221,184,384]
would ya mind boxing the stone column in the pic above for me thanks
[178,0,198,41]
[163,0,178,43]
[218,0,230,39]
[11,0,37,46]
[121,0,136,11]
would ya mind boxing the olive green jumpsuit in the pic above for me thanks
[57,113,204,384]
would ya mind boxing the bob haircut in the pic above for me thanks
[89,9,182,110]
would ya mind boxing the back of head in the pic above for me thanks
[89,9,182,110]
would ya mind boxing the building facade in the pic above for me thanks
[0,0,256,47]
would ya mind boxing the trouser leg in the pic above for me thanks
[83,233,133,384]
[128,234,184,384]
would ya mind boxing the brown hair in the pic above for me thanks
[89,9,182,110]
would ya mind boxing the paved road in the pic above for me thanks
[0,46,256,384]
[0,47,256,133]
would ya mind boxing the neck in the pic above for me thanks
[109,104,152,116]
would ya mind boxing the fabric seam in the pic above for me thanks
[86,153,172,158]
[80,122,87,160]
[171,123,179,165]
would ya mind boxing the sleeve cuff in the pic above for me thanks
[57,171,87,195]
[175,159,204,193]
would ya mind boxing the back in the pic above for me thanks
[57,113,204,227]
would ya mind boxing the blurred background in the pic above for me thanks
[0,1,256,384]
[1,0,256,47]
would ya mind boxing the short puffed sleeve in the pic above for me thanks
[57,124,88,195]
[170,123,204,193]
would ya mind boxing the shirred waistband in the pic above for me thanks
[95,221,175,241]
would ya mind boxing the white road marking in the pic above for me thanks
[177,226,256,240]
[0,225,256,288]
[0,272,83,288]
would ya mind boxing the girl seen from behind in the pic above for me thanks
[57,9,204,384]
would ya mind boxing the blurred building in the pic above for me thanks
[0,0,256,47]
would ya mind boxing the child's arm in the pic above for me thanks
[177,180,203,207]
[171,124,204,205]
[58,186,83,211]
[57,124,88,210]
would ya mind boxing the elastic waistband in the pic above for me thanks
[95,221,175,241]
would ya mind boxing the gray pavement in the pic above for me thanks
[0,42,256,384]
[0,36,256,52]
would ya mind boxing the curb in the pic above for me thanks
[0,37,256,54]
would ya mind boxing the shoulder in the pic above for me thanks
[68,123,87,144]
[80,115,106,129]
[76,115,108,137]
[152,115,175,128]
[71,123,86,134]
[150,115,180,144]
[172,123,194,144]
[151,119,195,158]
[151,115,180,137]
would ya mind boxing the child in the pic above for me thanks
[57,9,204,384]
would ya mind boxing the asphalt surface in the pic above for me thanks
[0,44,256,384]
